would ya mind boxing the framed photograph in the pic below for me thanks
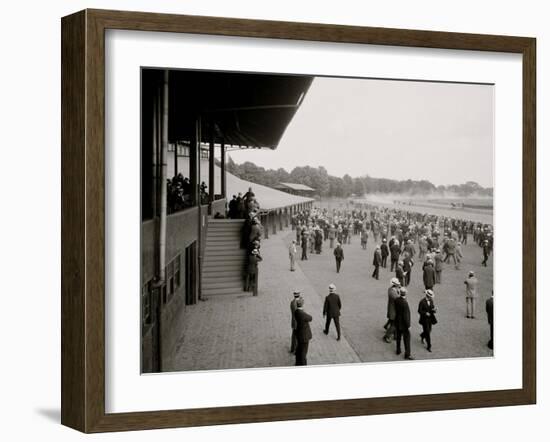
[61,9,536,433]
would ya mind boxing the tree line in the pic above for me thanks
[224,156,493,198]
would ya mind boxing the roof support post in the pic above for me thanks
[208,126,215,209]
[220,141,226,200]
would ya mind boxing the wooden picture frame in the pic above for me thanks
[61,9,536,433]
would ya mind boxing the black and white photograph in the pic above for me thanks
[140,68,495,373]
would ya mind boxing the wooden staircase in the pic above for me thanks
[201,219,247,297]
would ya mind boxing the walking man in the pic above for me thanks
[289,290,301,354]
[418,289,437,352]
[381,239,389,268]
[403,253,414,287]
[482,239,491,266]
[334,242,344,273]
[422,259,436,290]
[301,231,308,261]
[372,245,382,280]
[434,249,444,284]
[323,283,342,341]
[395,287,414,360]
[294,297,313,366]
[464,270,479,318]
[289,240,297,271]
[383,278,401,343]
[390,240,401,271]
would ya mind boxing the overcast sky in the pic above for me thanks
[228,76,494,188]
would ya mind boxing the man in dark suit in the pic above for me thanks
[390,240,401,271]
[301,230,309,261]
[228,195,238,218]
[402,253,414,287]
[383,278,401,343]
[289,290,301,353]
[372,246,382,280]
[418,289,437,352]
[294,297,313,366]
[244,249,262,296]
[486,291,494,349]
[395,287,414,360]
[333,243,344,273]
[395,260,405,287]
[422,259,436,290]
[380,239,389,268]
[323,283,342,341]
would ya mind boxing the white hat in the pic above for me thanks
[425,289,434,298]
[328,283,336,292]
[391,277,400,286]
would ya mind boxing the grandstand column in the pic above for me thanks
[263,213,269,239]
[220,141,226,199]
[284,208,289,228]
[159,70,169,284]
[208,127,215,208]
[278,209,283,231]
[272,211,277,235]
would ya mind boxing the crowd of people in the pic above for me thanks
[286,203,494,364]
[239,188,264,296]
[228,190,261,219]
[166,173,210,213]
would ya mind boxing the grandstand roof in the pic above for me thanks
[142,69,313,150]
[275,182,316,192]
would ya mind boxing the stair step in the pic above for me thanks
[204,255,245,262]
[208,219,245,224]
[207,224,244,230]
[202,273,243,284]
[203,248,246,256]
[203,260,244,265]
[202,287,247,296]
[207,231,242,236]
[202,268,244,277]
[206,237,241,242]
[204,263,245,270]
[201,281,244,290]
[205,246,243,253]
